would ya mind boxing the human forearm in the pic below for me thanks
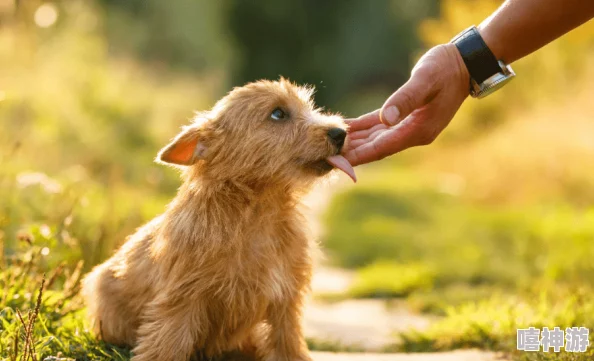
[478,0,594,64]
[345,0,594,165]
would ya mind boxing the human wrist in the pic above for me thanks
[444,43,471,93]
[451,25,515,98]
[477,21,506,63]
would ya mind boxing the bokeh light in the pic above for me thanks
[34,3,58,28]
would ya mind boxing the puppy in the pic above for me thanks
[81,78,356,361]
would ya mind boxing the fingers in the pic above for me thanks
[344,125,414,166]
[347,123,387,141]
[344,109,381,132]
[345,106,440,166]
[343,122,414,166]
[380,64,439,127]
[347,126,387,149]
[343,45,470,166]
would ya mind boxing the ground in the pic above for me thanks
[302,181,510,361]
[312,350,505,361]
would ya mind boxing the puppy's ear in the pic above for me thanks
[157,124,207,166]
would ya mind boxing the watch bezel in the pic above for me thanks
[470,60,516,98]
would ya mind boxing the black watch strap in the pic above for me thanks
[452,26,501,84]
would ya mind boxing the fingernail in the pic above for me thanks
[382,106,400,126]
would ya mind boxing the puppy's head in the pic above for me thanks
[157,78,356,187]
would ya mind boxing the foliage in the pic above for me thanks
[226,0,438,109]
[100,0,233,75]
[0,0,214,267]
[0,233,132,361]
[325,177,594,287]
[100,0,439,110]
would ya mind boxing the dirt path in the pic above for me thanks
[304,181,434,350]
[301,181,510,361]
[311,350,506,361]
[305,267,508,361]
[305,297,435,350]
[306,267,435,350]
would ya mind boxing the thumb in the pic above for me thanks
[380,65,438,126]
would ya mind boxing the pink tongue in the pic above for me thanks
[326,155,357,183]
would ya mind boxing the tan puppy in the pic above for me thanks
[81,78,356,361]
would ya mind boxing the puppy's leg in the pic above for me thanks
[131,297,206,361]
[82,266,137,346]
[260,294,311,361]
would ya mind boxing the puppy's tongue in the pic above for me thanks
[326,155,357,183]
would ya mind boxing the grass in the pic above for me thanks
[321,121,594,360]
[3,239,593,361]
[0,232,367,360]
[406,284,506,316]
[347,262,435,298]
[0,238,132,361]
[324,171,594,288]
[393,288,594,361]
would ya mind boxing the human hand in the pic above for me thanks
[343,43,470,166]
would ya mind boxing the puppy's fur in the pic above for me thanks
[81,79,348,361]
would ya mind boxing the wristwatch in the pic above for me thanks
[451,26,515,99]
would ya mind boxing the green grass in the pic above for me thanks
[311,141,594,361]
[392,288,594,360]
[406,284,507,316]
[347,261,435,298]
[322,164,594,360]
[323,169,594,289]
[0,240,132,361]
[4,238,593,361]
[0,233,367,360]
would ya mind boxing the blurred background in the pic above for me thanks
[1,0,594,359]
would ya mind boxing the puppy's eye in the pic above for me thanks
[270,108,287,121]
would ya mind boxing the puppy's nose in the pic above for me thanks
[327,128,347,149]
